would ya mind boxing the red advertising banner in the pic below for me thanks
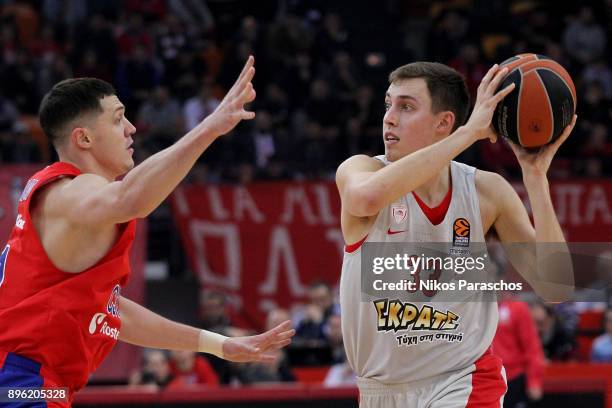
[171,180,612,329]
[0,164,146,381]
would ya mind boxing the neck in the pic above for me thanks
[412,164,451,206]
[58,151,117,181]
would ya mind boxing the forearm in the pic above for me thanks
[360,126,475,207]
[524,174,574,297]
[119,121,218,218]
[118,296,201,351]
[524,175,565,242]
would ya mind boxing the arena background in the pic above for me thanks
[0,0,611,407]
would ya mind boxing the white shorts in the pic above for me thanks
[357,350,507,408]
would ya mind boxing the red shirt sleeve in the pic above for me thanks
[514,302,545,390]
[195,356,220,386]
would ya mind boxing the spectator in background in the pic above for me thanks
[168,350,219,387]
[198,290,249,384]
[449,43,486,98]
[129,349,174,390]
[234,308,295,384]
[167,0,215,35]
[591,309,612,362]
[493,299,545,407]
[562,6,607,64]
[183,81,220,132]
[115,44,160,112]
[116,13,154,58]
[531,302,575,361]
[295,281,338,344]
[323,314,356,387]
[582,60,612,100]
[156,14,190,82]
[0,93,21,135]
[137,85,183,149]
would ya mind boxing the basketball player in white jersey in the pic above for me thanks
[336,62,577,407]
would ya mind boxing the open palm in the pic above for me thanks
[221,320,295,363]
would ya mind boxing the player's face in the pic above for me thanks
[383,78,440,162]
[88,95,137,178]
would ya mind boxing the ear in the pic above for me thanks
[71,127,92,150]
[435,111,456,135]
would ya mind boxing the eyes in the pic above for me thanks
[384,102,414,112]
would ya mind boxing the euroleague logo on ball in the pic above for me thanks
[453,218,470,247]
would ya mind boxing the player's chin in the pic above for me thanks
[384,147,401,162]
[122,158,135,172]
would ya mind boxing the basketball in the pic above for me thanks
[492,54,577,148]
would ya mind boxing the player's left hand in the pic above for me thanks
[508,114,577,177]
[221,320,295,363]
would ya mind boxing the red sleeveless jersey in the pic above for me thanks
[0,162,136,394]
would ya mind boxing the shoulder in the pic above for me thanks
[52,173,110,199]
[43,173,111,212]
[474,169,517,204]
[336,155,384,180]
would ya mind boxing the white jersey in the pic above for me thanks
[340,158,498,384]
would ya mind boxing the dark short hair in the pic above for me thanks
[39,78,116,148]
[389,62,469,132]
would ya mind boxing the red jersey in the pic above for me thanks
[492,300,545,390]
[0,162,136,394]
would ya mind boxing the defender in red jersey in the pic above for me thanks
[0,56,294,407]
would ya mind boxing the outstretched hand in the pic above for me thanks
[202,56,257,137]
[221,320,295,363]
[465,64,516,143]
[507,114,577,177]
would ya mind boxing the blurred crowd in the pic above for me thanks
[0,0,611,180]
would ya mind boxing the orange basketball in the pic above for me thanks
[492,54,577,148]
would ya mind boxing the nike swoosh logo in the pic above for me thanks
[387,228,406,235]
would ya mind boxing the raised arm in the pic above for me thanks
[118,296,295,363]
[55,57,257,226]
[483,117,578,300]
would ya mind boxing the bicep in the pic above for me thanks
[54,174,134,226]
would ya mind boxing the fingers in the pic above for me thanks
[258,353,277,364]
[237,82,256,104]
[506,139,522,157]
[480,64,500,88]
[229,55,254,94]
[492,82,516,104]
[270,339,292,349]
[267,320,293,336]
[487,66,509,96]
[241,110,256,120]
[550,114,577,149]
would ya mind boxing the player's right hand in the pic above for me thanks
[464,64,515,143]
[202,56,257,137]
[221,320,295,363]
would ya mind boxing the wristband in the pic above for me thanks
[198,330,227,358]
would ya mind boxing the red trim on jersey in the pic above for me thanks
[345,235,368,253]
[412,182,452,226]
[466,348,507,407]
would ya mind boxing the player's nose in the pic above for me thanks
[383,107,398,127]
[125,117,137,136]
